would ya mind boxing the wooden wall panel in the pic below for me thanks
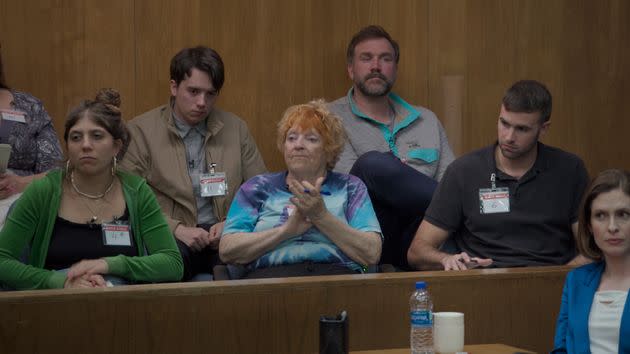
[132,0,430,171]
[554,0,630,174]
[427,0,630,173]
[427,0,467,156]
[1,0,73,136]
[133,0,204,116]
[81,0,135,122]
[0,0,134,147]
[0,0,628,172]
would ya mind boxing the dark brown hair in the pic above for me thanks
[170,46,225,92]
[64,88,129,159]
[577,169,630,261]
[502,80,552,123]
[346,25,400,64]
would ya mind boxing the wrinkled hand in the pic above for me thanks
[175,225,210,252]
[440,252,493,271]
[282,207,313,238]
[0,173,22,200]
[287,177,327,221]
[207,221,224,250]
[67,259,109,280]
[64,273,107,288]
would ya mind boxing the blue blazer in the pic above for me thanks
[552,262,630,353]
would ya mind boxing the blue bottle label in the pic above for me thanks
[410,310,432,327]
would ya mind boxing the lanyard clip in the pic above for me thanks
[490,173,497,190]
[209,162,217,175]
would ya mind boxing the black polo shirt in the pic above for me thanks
[425,142,589,267]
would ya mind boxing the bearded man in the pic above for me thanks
[328,25,454,269]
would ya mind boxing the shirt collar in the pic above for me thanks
[346,87,394,120]
[346,87,420,129]
[171,106,207,139]
[487,141,548,181]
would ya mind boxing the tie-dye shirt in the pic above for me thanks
[222,171,382,272]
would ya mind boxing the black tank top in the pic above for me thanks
[44,208,137,270]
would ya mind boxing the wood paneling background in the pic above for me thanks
[0,0,628,173]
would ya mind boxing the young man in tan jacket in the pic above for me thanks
[122,46,266,280]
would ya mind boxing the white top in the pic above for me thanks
[588,290,628,354]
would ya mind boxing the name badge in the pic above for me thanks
[102,223,132,246]
[0,110,27,124]
[479,187,510,214]
[200,172,227,197]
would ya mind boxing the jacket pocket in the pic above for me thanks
[407,148,439,164]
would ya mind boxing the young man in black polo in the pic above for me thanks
[407,80,589,270]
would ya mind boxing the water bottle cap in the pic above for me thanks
[415,281,426,289]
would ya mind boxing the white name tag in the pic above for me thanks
[479,188,510,214]
[102,223,132,246]
[1,110,27,123]
[200,172,227,197]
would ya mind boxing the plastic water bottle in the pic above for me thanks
[410,281,433,354]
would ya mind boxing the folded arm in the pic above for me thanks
[310,212,381,266]
[220,209,310,264]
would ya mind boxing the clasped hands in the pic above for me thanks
[64,259,110,288]
[175,222,224,252]
[283,177,327,237]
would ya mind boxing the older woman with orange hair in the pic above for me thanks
[219,100,382,278]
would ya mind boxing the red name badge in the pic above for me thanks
[479,188,510,214]
[200,172,227,197]
[102,223,132,246]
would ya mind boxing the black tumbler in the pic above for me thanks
[319,310,349,354]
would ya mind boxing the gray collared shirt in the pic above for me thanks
[172,112,218,225]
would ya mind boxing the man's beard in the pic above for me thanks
[356,73,393,97]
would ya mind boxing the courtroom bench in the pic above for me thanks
[0,266,571,354]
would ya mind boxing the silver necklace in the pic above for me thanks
[70,171,115,199]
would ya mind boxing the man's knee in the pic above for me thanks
[350,151,400,179]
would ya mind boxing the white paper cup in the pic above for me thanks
[433,312,464,353]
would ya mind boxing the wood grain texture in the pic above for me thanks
[351,344,535,354]
[0,266,569,354]
[0,0,628,173]
[427,0,630,173]
[0,0,134,143]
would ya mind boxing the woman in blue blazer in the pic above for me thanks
[552,169,630,353]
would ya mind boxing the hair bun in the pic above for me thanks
[95,88,121,110]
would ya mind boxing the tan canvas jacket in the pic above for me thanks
[121,103,267,232]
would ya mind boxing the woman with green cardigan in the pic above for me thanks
[0,89,182,290]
